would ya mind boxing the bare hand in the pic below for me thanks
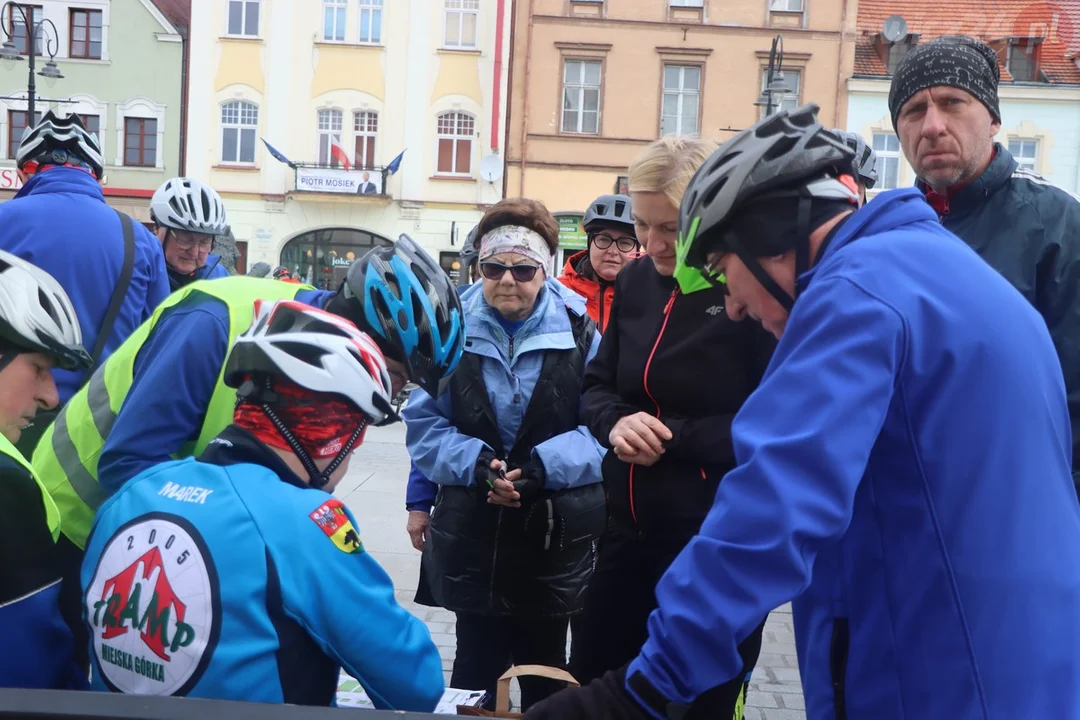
[406,510,430,552]
[609,412,672,467]
[488,469,523,507]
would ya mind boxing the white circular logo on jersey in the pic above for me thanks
[85,514,220,696]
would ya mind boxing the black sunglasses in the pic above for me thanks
[591,233,638,252]
[480,262,541,283]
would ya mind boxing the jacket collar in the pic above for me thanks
[14,166,105,201]
[198,424,310,490]
[460,279,583,361]
[916,143,1017,220]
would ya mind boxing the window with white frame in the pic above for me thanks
[661,65,700,137]
[354,111,378,169]
[770,0,803,10]
[221,101,258,164]
[1008,139,1039,171]
[359,0,383,43]
[760,68,800,113]
[670,0,704,6]
[436,112,474,175]
[561,60,601,134]
[444,0,479,48]
[323,0,347,41]
[872,133,901,190]
[318,109,344,166]
[227,0,259,36]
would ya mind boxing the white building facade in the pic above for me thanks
[186,0,511,284]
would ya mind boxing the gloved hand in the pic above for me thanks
[523,666,649,720]
[473,451,502,489]
[512,460,546,504]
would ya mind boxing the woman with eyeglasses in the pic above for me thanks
[150,177,231,290]
[558,194,639,332]
[403,198,606,710]
[565,138,775,713]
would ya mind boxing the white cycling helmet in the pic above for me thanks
[17,110,104,179]
[150,177,229,235]
[224,300,397,427]
[0,250,92,371]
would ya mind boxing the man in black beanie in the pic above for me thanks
[892,34,1080,497]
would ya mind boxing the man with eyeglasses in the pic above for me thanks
[150,177,232,290]
[559,194,639,331]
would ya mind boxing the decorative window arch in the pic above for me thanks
[220,100,259,164]
[115,97,166,169]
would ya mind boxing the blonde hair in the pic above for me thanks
[627,136,718,210]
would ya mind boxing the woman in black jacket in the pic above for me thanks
[569,137,775,708]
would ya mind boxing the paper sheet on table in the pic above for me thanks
[337,673,486,713]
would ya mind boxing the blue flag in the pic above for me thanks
[262,138,296,169]
[386,149,406,175]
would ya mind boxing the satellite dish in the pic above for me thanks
[478,154,504,184]
[883,15,908,43]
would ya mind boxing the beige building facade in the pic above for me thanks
[505,0,855,261]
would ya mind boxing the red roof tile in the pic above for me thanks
[855,0,1080,84]
[151,0,191,32]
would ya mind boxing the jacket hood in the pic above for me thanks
[15,166,104,202]
[802,188,939,288]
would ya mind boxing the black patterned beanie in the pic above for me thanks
[888,35,1001,129]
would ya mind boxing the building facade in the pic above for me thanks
[846,0,1080,196]
[0,0,184,219]
[504,0,855,265]
[185,0,511,286]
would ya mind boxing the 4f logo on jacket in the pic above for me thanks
[310,499,365,554]
[85,515,220,696]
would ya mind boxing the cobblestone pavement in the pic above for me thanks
[343,424,805,719]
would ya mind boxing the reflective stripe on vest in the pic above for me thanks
[32,277,309,549]
[0,433,60,542]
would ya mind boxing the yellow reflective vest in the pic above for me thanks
[1,433,60,542]
[33,277,309,549]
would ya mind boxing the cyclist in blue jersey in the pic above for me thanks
[0,112,169,422]
[82,300,443,709]
[150,178,231,289]
[0,250,92,689]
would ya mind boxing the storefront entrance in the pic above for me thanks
[279,227,393,290]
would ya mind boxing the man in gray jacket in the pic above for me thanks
[891,35,1080,493]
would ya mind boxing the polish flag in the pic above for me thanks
[330,136,352,171]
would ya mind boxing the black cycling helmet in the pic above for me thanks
[17,110,104,179]
[339,234,465,397]
[583,194,635,234]
[830,129,878,189]
[272,265,292,280]
[674,103,859,309]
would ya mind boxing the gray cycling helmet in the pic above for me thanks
[831,129,878,189]
[247,261,272,278]
[583,194,634,233]
[17,111,104,179]
[675,103,858,309]
[460,225,479,267]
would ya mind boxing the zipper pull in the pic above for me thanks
[663,288,678,315]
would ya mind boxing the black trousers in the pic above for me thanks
[570,525,766,708]
[452,613,570,711]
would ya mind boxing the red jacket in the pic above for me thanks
[557,250,615,332]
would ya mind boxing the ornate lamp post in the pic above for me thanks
[0,2,63,123]
[754,34,787,116]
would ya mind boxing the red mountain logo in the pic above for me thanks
[91,547,195,661]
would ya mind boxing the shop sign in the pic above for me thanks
[295,167,383,195]
[0,168,24,191]
[555,213,587,250]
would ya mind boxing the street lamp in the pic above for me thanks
[754,34,787,116]
[0,2,63,123]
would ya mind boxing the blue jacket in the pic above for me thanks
[81,426,443,709]
[404,279,604,491]
[627,189,1080,718]
[98,288,334,492]
[197,255,230,280]
[0,168,170,402]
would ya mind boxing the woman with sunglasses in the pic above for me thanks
[404,198,606,711]
[565,137,776,716]
[558,194,639,331]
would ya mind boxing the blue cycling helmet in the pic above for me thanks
[341,234,465,396]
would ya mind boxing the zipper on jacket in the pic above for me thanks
[629,288,679,529]
[830,617,850,720]
[598,286,607,331]
[488,507,503,611]
[508,335,515,359]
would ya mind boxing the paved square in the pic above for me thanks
[343,424,805,719]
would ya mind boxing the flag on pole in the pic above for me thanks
[261,138,296,168]
[330,136,352,171]
[386,149,406,175]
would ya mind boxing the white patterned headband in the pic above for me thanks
[478,225,552,268]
